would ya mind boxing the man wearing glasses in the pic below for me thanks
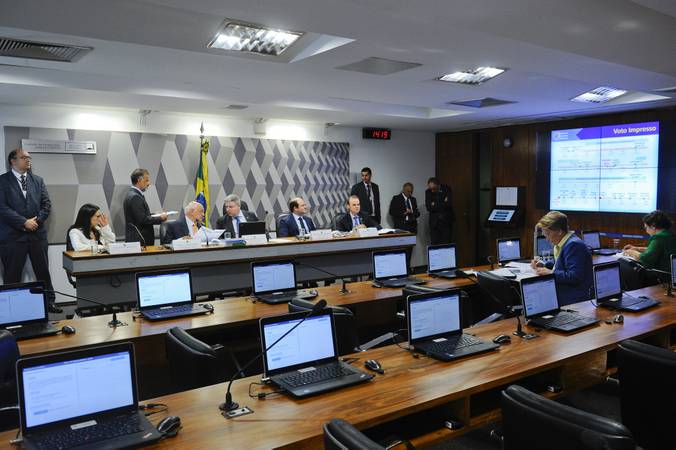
[0,148,60,313]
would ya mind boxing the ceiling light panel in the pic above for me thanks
[437,67,506,85]
[570,86,627,104]
[208,20,303,56]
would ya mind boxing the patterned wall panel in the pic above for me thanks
[3,127,350,243]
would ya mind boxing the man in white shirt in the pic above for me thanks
[161,201,204,244]
[278,197,316,237]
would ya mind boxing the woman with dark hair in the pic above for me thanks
[623,210,676,273]
[67,203,116,252]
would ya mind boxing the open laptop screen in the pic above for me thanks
[583,231,601,249]
[497,238,521,263]
[20,349,135,429]
[0,283,46,327]
[262,312,336,373]
[428,245,457,272]
[252,261,296,295]
[521,276,559,317]
[671,254,676,289]
[137,269,192,308]
[408,292,460,343]
[373,250,408,279]
[594,263,622,302]
[535,236,553,257]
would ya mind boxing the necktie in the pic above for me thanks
[366,183,372,201]
[298,217,307,234]
[353,215,360,227]
[234,216,240,238]
[191,222,198,236]
[405,196,412,221]
[20,174,26,192]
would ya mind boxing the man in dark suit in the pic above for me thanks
[123,168,167,245]
[161,201,205,244]
[389,182,420,233]
[336,195,380,232]
[216,194,258,238]
[0,148,60,313]
[278,197,316,237]
[350,167,381,224]
[425,177,455,245]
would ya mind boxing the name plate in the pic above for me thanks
[310,229,333,241]
[170,238,202,250]
[243,234,268,245]
[107,242,142,255]
[357,227,379,238]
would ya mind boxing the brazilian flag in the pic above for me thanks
[195,136,210,226]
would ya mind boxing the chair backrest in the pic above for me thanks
[288,299,359,356]
[165,326,220,391]
[476,270,520,314]
[0,330,20,431]
[618,339,676,449]
[501,385,635,450]
[159,220,173,244]
[333,213,347,230]
[277,213,290,233]
[323,419,384,450]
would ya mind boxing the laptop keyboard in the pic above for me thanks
[281,363,353,388]
[8,324,51,338]
[144,304,198,318]
[32,414,142,449]
[426,334,483,353]
[539,312,581,327]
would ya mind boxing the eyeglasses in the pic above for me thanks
[18,156,32,161]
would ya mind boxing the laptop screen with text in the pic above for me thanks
[252,261,296,294]
[521,276,559,317]
[583,232,601,249]
[428,245,457,272]
[373,251,408,279]
[408,293,461,342]
[137,270,192,308]
[594,263,622,301]
[498,238,521,263]
[0,283,46,326]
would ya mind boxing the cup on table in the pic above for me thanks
[612,238,620,249]
[223,232,231,239]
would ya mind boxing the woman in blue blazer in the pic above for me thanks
[530,211,593,306]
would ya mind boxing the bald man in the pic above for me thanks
[161,201,205,244]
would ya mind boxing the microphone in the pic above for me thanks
[129,223,147,249]
[29,287,128,328]
[219,299,327,414]
[196,218,210,246]
[292,260,350,294]
[486,255,496,270]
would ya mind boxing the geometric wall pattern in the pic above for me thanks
[4,126,350,243]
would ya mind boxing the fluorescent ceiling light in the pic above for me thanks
[570,86,627,104]
[208,20,303,56]
[437,67,506,85]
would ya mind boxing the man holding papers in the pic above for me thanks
[161,201,205,244]
[123,168,168,245]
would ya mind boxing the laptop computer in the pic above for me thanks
[251,260,317,304]
[427,244,458,279]
[593,262,659,311]
[582,231,616,255]
[136,268,208,320]
[534,235,554,258]
[17,342,161,450]
[521,274,599,332]
[407,290,498,361]
[260,309,373,398]
[373,250,424,287]
[672,254,676,290]
[0,282,59,340]
[497,237,528,264]
[239,221,266,236]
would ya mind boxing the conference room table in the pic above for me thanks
[63,233,417,306]
[3,285,672,449]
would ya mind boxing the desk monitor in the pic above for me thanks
[373,250,408,280]
[0,282,47,328]
[252,260,297,295]
[407,291,462,343]
[488,209,515,222]
[497,237,522,263]
[535,235,554,257]
[240,221,266,236]
[427,244,457,273]
[593,262,622,303]
[136,268,193,309]
[520,274,560,319]
[582,231,602,250]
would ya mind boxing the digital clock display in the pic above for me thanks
[362,128,391,140]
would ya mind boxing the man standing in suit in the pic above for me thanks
[123,168,167,246]
[278,197,316,237]
[0,148,60,313]
[350,167,381,224]
[336,195,380,232]
[425,177,455,245]
[389,182,420,233]
[161,201,204,244]
[216,194,258,238]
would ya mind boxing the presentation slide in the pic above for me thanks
[550,121,659,213]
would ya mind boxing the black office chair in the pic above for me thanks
[501,385,635,450]
[159,220,173,245]
[333,213,347,230]
[165,327,241,392]
[288,299,359,356]
[617,339,676,449]
[617,258,646,291]
[475,270,521,324]
[323,419,412,450]
[0,330,20,431]
[277,213,290,234]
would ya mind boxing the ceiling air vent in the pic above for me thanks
[0,37,92,62]
[224,104,249,110]
[336,57,422,75]
[447,97,516,108]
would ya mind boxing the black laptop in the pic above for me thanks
[593,262,659,311]
[17,342,161,450]
[239,221,266,236]
[0,282,59,340]
[427,244,458,279]
[521,274,599,332]
[582,231,617,255]
[497,237,529,264]
[251,260,317,304]
[260,309,373,398]
[406,290,498,361]
[373,250,424,287]
[136,268,208,320]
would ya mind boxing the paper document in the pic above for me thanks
[377,228,397,235]
[198,228,225,242]
[496,187,518,206]
[490,268,518,278]
[151,210,179,218]
[505,262,536,274]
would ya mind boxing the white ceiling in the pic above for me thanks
[0,0,675,131]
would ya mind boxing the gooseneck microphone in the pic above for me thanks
[219,299,327,414]
[129,223,147,249]
[292,260,350,294]
[29,287,128,328]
